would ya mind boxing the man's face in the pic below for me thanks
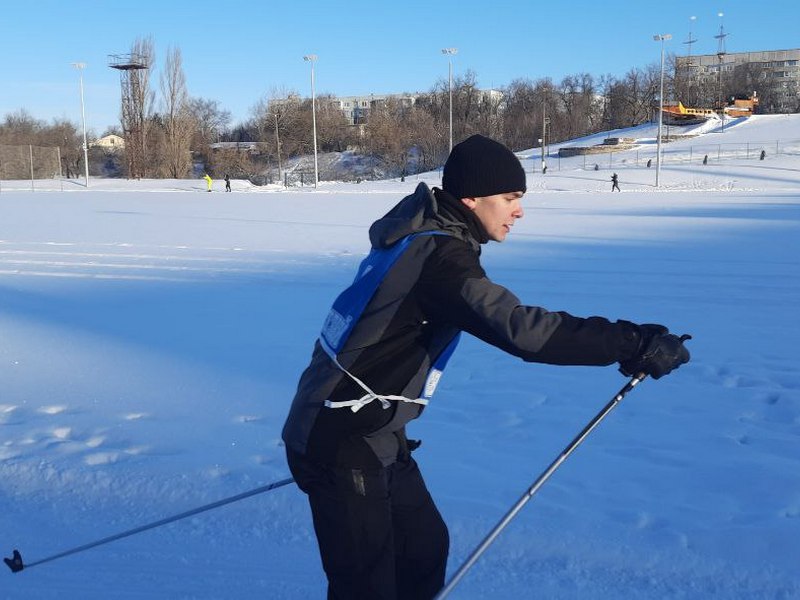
[461,191,525,242]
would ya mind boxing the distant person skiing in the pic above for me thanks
[281,134,690,599]
[611,172,620,192]
[203,173,213,192]
[225,174,231,192]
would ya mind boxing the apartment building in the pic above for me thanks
[676,48,800,104]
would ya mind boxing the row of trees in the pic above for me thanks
[2,39,798,183]
[117,36,233,179]
[0,111,87,178]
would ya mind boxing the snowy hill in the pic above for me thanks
[1,115,799,599]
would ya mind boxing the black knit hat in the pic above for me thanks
[442,134,527,200]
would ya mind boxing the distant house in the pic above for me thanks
[90,134,125,151]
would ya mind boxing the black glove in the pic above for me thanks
[619,324,691,380]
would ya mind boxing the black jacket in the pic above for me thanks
[281,183,641,467]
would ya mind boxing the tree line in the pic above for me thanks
[2,37,798,183]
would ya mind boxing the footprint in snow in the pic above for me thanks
[85,435,105,448]
[38,405,68,415]
[84,451,121,466]
[234,415,264,424]
[124,412,150,421]
[52,426,72,440]
[0,404,21,424]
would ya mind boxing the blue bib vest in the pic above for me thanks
[319,231,461,412]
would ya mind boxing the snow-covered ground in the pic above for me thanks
[1,115,799,599]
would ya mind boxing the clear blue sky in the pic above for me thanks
[1,0,797,135]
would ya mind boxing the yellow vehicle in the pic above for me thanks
[662,92,758,125]
[661,102,717,126]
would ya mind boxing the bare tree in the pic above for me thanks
[210,147,259,181]
[560,73,599,139]
[363,98,414,177]
[500,79,541,151]
[257,94,305,160]
[414,83,449,163]
[0,111,86,178]
[160,46,193,178]
[602,66,659,129]
[120,36,155,178]
[188,98,231,147]
[186,97,231,172]
[249,91,304,174]
[315,94,356,153]
[0,109,41,144]
[407,107,441,174]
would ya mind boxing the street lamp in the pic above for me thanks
[274,113,282,184]
[541,98,550,174]
[303,54,319,188]
[441,48,458,152]
[653,33,672,188]
[537,138,543,174]
[71,62,90,188]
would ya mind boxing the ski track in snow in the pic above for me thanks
[0,240,309,282]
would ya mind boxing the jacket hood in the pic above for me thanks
[368,182,479,251]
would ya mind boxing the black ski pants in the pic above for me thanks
[287,445,449,600]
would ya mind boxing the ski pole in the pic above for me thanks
[4,476,295,573]
[435,373,647,599]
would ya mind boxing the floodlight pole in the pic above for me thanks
[542,98,549,174]
[442,48,458,152]
[653,34,671,188]
[303,54,319,188]
[274,113,282,183]
[537,138,543,174]
[72,62,90,188]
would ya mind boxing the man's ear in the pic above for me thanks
[460,197,478,211]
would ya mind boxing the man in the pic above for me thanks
[611,172,620,192]
[203,172,213,192]
[282,134,689,599]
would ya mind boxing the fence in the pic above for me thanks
[0,144,62,191]
[548,137,800,172]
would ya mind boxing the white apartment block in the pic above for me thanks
[676,48,800,98]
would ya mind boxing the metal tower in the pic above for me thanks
[714,12,728,128]
[684,16,698,63]
[108,53,149,177]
